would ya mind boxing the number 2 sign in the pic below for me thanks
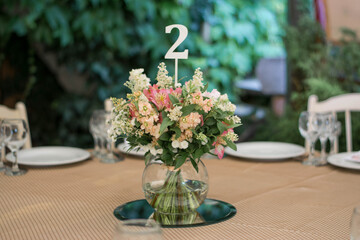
[164,24,189,85]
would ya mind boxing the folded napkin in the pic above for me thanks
[345,151,360,163]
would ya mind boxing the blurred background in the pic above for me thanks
[1,0,359,150]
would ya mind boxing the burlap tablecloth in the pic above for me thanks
[1,154,360,240]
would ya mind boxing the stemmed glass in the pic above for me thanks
[318,113,336,164]
[89,110,103,158]
[329,121,341,155]
[90,110,123,163]
[351,206,360,240]
[299,111,322,166]
[98,110,123,163]
[3,119,28,176]
[0,120,12,172]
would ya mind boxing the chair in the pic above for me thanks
[104,98,113,112]
[235,57,287,116]
[0,102,32,149]
[307,93,360,153]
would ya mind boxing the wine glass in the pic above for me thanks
[89,110,103,158]
[3,119,28,176]
[351,206,360,240]
[0,120,12,172]
[298,111,322,166]
[113,219,163,240]
[318,112,336,164]
[329,121,341,155]
[97,110,123,163]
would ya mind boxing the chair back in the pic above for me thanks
[104,98,113,112]
[0,102,32,149]
[256,57,287,95]
[307,93,360,153]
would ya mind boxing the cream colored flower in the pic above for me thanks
[172,140,180,148]
[156,62,173,89]
[125,68,150,92]
[179,141,189,149]
[167,106,182,121]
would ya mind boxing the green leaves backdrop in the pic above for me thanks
[0,0,285,147]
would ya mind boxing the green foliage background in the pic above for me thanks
[0,0,285,147]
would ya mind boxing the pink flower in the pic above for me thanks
[203,89,220,100]
[179,112,201,131]
[143,85,158,104]
[154,89,171,110]
[191,91,203,105]
[144,85,172,110]
[149,124,161,139]
[212,143,225,159]
[128,103,137,118]
[202,99,213,113]
[139,101,152,116]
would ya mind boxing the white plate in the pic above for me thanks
[225,141,306,161]
[6,146,90,166]
[117,143,145,157]
[327,152,360,170]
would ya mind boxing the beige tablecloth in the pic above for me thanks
[1,154,360,240]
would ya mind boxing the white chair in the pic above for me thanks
[307,93,360,153]
[0,102,32,149]
[104,98,113,112]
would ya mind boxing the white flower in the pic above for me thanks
[184,68,205,93]
[138,93,149,102]
[217,94,236,113]
[156,62,173,89]
[172,140,180,148]
[225,131,239,142]
[141,144,152,152]
[203,89,221,101]
[196,133,208,145]
[167,106,182,121]
[124,68,150,92]
[150,147,158,155]
[179,141,189,149]
[226,115,241,125]
[191,68,204,90]
[149,147,163,155]
[130,118,136,126]
[219,93,229,102]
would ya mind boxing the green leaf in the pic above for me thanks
[205,117,216,126]
[144,151,151,165]
[201,144,211,154]
[190,158,199,172]
[217,121,227,134]
[208,127,220,135]
[175,153,188,169]
[169,94,179,105]
[194,148,203,159]
[226,123,242,129]
[161,151,173,165]
[181,104,197,117]
[225,138,237,151]
[160,111,174,134]
[173,127,181,139]
[159,132,171,141]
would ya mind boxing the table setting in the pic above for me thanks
[0,24,360,240]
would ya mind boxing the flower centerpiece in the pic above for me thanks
[109,62,241,221]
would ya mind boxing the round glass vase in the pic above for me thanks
[142,158,209,216]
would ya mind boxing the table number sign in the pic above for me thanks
[164,24,189,85]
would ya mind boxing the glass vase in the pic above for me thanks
[142,158,209,218]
